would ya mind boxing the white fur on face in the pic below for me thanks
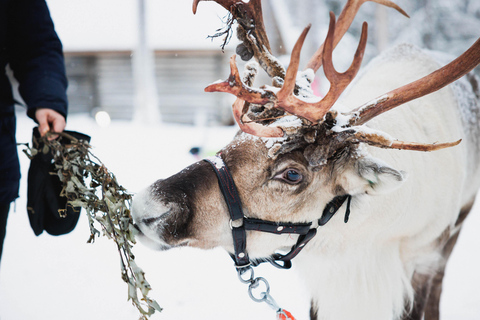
[131,186,173,250]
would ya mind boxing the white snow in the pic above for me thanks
[0,113,479,320]
[272,115,303,128]
[205,155,224,170]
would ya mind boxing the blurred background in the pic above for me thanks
[33,0,480,128]
[1,1,479,319]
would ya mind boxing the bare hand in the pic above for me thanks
[35,108,66,140]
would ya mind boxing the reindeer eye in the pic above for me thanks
[276,169,303,184]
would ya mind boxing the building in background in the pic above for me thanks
[48,0,243,125]
[46,0,480,125]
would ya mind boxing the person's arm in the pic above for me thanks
[7,0,68,135]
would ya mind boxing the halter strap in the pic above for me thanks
[204,156,250,267]
[204,156,351,269]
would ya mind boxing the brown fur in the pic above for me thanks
[310,300,318,320]
[221,137,336,222]
[401,198,476,320]
[147,161,231,249]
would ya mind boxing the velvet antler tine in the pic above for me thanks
[204,55,283,137]
[348,37,480,126]
[272,15,338,124]
[263,15,365,125]
[369,0,409,18]
[204,55,273,105]
[347,22,368,76]
[305,0,408,73]
[246,0,272,53]
[204,55,242,94]
[289,14,367,123]
[192,0,270,48]
[232,99,284,138]
[192,0,201,14]
[193,0,284,79]
[321,12,338,81]
[277,25,311,101]
[193,0,238,15]
[323,19,367,91]
[351,129,462,151]
[389,140,462,152]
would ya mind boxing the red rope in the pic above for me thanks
[277,309,296,320]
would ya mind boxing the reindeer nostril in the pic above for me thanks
[141,210,171,226]
[141,216,161,226]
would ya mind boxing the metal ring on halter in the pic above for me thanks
[229,218,244,229]
[237,266,254,284]
[248,277,270,302]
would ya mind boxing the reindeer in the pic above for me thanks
[131,0,480,319]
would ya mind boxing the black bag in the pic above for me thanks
[26,127,91,236]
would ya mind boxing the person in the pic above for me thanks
[0,0,68,264]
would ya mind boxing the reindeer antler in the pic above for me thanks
[346,37,480,126]
[275,13,368,123]
[305,0,408,72]
[196,0,406,137]
[348,126,462,151]
[197,0,480,153]
[193,0,285,79]
[205,12,367,136]
[329,37,480,152]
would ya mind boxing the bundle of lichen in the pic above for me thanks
[23,131,161,319]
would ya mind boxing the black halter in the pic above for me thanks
[204,156,351,270]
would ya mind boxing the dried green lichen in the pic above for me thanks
[23,131,161,319]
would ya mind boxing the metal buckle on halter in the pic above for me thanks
[229,218,244,229]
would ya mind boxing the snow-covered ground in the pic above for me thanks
[0,113,479,320]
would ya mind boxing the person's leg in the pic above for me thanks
[0,203,10,263]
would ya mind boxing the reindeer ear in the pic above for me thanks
[353,156,406,195]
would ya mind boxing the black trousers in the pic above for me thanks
[0,203,10,263]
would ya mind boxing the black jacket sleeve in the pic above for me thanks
[7,0,68,120]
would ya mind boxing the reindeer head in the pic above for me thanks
[132,0,480,264]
